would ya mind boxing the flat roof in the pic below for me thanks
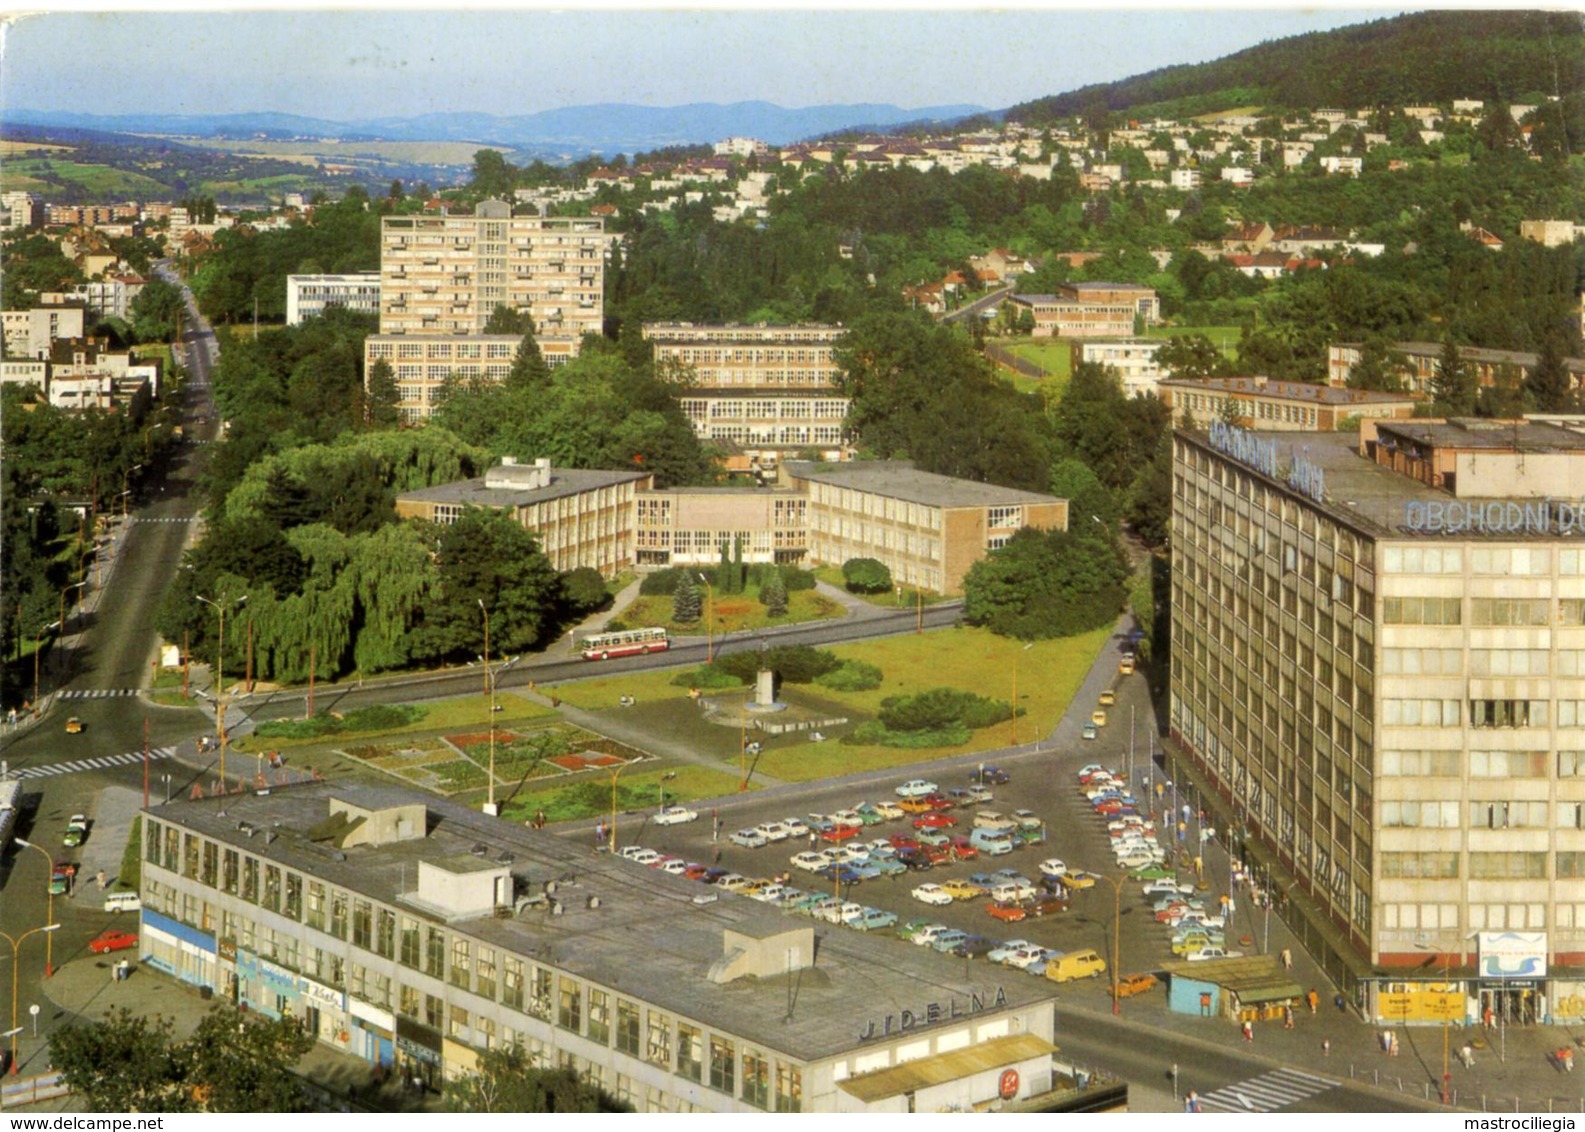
[837,1034,1056,1102]
[1180,425,1585,539]
[785,461,1061,510]
[1160,376,1417,406]
[396,467,648,509]
[149,782,1052,1064]
[1374,419,1585,453]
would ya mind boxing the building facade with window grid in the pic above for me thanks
[135,783,1061,1112]
[1169,420,1585,1027]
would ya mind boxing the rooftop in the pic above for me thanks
[395,465,648,509]
[151,782,1050,1064]
[1159,376,1417,405]
[785,461,1062,510]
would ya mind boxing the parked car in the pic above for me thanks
[652,805,698,826]
[956,785,994,804]
[895,918,937,942]
[910,924,959,948]
[930,929,973,954]
[972,766,1010,786]
[951,934,997,959]
[941,878,985,900]
[1025,895,1070,918]
[895,779,939,798]
[790,851,828,872]
[968,830,1015,856]
[1111,973,1160,999]
[1186,946,1244,962]
[913,812,957,830]
[1131,864,1177,881]
[850,908,898,932]
[911,883,954,907]
[754,820,792,841]
[986,901,1027,923]
[972,810,1017,832]
[48,869,70,895]
[730,829,768,849]
[88,930,138,954]
[781,817,810,838]
[896,797,937,815]
[1045,949,1108,982]
[820,824,862,843]
[1001,945,1053,971]
[1063,871,1099,890]
[1143,879,1194,897]
[863,801,904,821]
[62,815,88,848]
[986,939,1036,964]
[1010,810,1042,830]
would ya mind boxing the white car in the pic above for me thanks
[618,846,658,863]
[1186,946,1244,962]
[782,817,811,838]
[911,923,957,947]
[1142,879,1194,897]
[960,785,994,804]
[652,805,698,826]
[911,883,954,907]
[990,880,1036,902]
[790,851,828,872]
[1038,858,1070,879]
[821,845,864,865]
[972,810,1018,831]
[1001,944,1053,970]
[657,858,691,875]
[895,779,939,798]
[1115,852,1161,869]
[729,829,768,849]
[867,800,905,820]
[1011,810,1043,829]
[750,884,790,904]
[755,821,792,842]
[830,808,863,826]
[820,901,865,925]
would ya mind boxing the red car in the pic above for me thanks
[887,834,921,851]
[821,824,862,843]
[54,860,78,877]
[913,813,958,830]
[948,837,979,861]
[682,863,711,880]
[919,793,955,810]
[924,844,953,865]
[88,930,139,954]
[986,901,1028,923]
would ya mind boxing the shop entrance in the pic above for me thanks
[1479,985,1539,1027]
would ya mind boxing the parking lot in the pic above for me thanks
[591,635,1243,1006]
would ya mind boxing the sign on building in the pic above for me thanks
[1477,932,1547,979]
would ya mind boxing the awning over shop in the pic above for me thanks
[837,1033,1056,1104]
[1161,955,1303,1004]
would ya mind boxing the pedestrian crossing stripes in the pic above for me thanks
[59,688,140,699]
[1196,1068,1338,1113]
[16,746,176,781]
[129,517,195,524]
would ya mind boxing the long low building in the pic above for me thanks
[135,782,1067,1112]
[1158,375,1419,431]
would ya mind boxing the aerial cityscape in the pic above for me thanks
[3,4,1585,1116]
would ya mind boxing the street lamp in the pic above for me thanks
[658,771,677,810]
[12,841,57,977]
[604,762,637,853]
[1416,943,1454,1105]
[1096,875,1126,1016]
[0,925,59,1074]
[196,592,248,788]
[478,599,497,816]
[697,574,715,663]
[58,581,86,637]
[1010,641,1033,747]
[31,622,54,718]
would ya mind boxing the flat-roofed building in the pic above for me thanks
[364,200,605,421]
[1008,282,1157,340]
[1328,342,1585,398]
[136,781,1069,1111]
[1159,375,1419,431]
[675,393,849,465]
[1072,338,1168,398]
[2,303,86,359]
[1170,418,1585,1028]
[786,461,1068,596]
[394,458,651,576]
[635,487,807,568]
[287,273,382,325]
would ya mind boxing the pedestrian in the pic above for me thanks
[595,820,606,847]
[1306,989,1319,1014]
[1389,1032,1399,1057]
[1483,1005,1494,1030]
[1283,1006,1294,1030]
[1241,1019,1253,1043]
[712,844,722,865]
[1280,947,1293,970]
[1335,993,1346,1013]
[1460,1044,1474,1068]
[1322,1039,1331,1058]
[808,831,818,849]
[1560,1047,1575,1073]
[1184,1089,1200,1113]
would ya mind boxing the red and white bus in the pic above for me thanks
[579,626,669,661]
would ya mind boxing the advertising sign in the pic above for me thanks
[1477,932,1547,980]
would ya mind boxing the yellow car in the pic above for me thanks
[1098,690,1116,706]
[1090,710,1108,727]
[941,879,986,901]
[64,717,84,734]
[1119,658,1136,676]
[1063,871,1098,891]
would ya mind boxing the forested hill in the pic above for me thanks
[1008,10,1585,123]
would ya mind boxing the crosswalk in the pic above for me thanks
[1196,1067,1339,1112]
[59,688,140,700]
[129,517,195,524]
[14,745,177,781]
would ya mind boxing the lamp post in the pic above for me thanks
[478,600,497,816]
[1101,875,1125,1016]
[58,581,86,638]
[13,840,58,977]
[31,622,53,718]
[658,771,677,811]
[604,762,636,853]
[196,592,247,788]
[0,925,59,1073]
[1416,943,1454,1104]
[698,574,715,663]
[1010,642,1032,747]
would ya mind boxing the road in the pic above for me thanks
[942,285,1012,324]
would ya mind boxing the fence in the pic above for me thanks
[984,342,1053,382]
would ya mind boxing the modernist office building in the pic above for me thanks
[136,782,1065,1112]
[286,273,382,325]
[363,200,605,422]
[1169,419,1585,1027]
[643,323,852,467]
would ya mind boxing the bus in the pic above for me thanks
[579,627,669,660]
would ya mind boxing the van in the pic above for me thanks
[103,891,142,914]
[969,829,1015,856]
[1045,948,1107,983]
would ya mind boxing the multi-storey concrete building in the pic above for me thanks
[1328,342,1585,399]
[634,487,808,569]
[1008,283,1158,339]
[0,191,43,231]
[644,323,850,468]
[1159,376,1419,431]
[286,273,382,325]
[787,461,1068,596]
[1170,419,1585,1028]
[136,782,1069,1111]
[1071,338,1168,399]
[2,303,86,359]
[393,458,650,576]
[364,200,605,421]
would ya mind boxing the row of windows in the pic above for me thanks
[1380,851,1585,879]
[1379,800,1585,828]
[1379,750,1585,777]
[1383,903,1559,931]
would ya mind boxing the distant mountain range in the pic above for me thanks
[3,101,990,157]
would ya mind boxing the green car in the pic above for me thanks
[48,872,69,895]
[1131,864,1177,881]
[62,816,88,848]
[896,917,935,942]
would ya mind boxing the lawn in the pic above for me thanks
[619,586,845,635]
[992,338,1075,397]
[235,692,557,751]
[548,667,699,711]
[810,566,952,609]
[1146,324,1243,359]
[496,763,752,827]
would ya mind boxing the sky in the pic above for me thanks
[1,4,1416,122]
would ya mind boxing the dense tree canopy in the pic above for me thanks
[962,525,1131,640]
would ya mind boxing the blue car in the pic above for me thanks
[868,857,907,877]
[804,815,836,834]
[931,929,972,953]
[851,908,899,932]
[816,864,863,885]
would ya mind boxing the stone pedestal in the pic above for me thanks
[755,668,775,707]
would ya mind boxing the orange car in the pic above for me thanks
[1110,973,1159,999]
[986,900,1028,923]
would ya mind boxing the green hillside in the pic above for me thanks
[1008,10,1585,123]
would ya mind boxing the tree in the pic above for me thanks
[1479,361,1527,419]
[842,557,893,594]
[445,1043,630,1113]
[364,358,401,429]
[184,1008,315,1112]
[760,565,788,617]
[471,150,517,199]
[1526,334,1575,413]
[1429,335,1477,416]
[506,317,551,391]
[1156,333,1225,380]
[50,1008,190,1112]
[559,566,609,615]
[1048,458,1118,529]
[962,525,1129,640]
[672,570,702,624]
[1346,338,1405,392]
[129,278,185,343]
[482,304,530,337]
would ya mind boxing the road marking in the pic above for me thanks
[16,747,176,781]
[59,688,140,698]
[1196,1068,1338,1113]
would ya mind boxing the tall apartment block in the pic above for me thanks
[364,200,605,422]
[1170,418,1585,1029]
[643,323,850,468]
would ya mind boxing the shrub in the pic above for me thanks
[876,687,1014,733]
[815,659,884,692]
[559,566,610,614]
[780,565,817,591]
[842,719,971,748]
[842,557,893,594]
[669,665,745,689]
[712,644,839,685]
[253,703,425,739]
[639,567,685,596]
